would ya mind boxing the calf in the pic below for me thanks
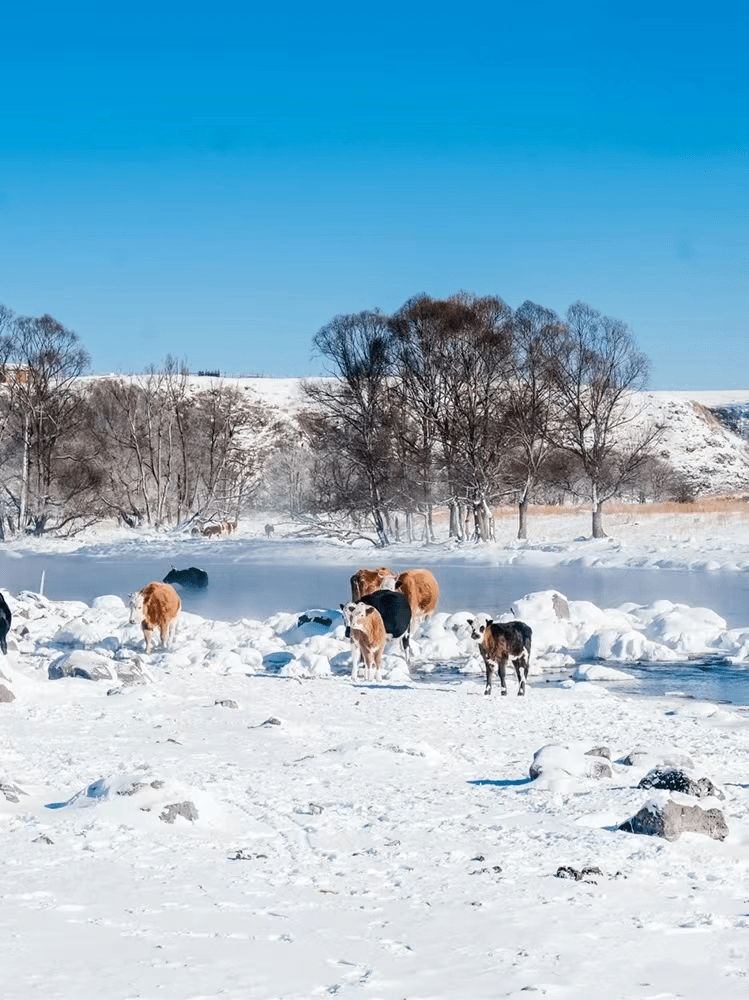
[340,601,387,682]
[350,566,396,601]
[129,582,182,654]
[395,569,439,629]
[163,566,209,590]
[468,618,533,696]
[358,588,412,660]
[0,591,11,656]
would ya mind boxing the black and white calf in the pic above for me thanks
[0,591,11,656]
[468,617,532,696]
[357,588,412,661]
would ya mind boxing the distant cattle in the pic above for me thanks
[350,566,396,601]
[358,588,412,660]
[163,566,209,590]
[394,569,439,629]
[129,582,181,654]
[340,601,387,682]
[468,617,533,696]
[222,521,237,535]
[0,591,11,656]
[264,524,274,538]
[201,524,224,538]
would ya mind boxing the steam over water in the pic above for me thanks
[2,539,749,704]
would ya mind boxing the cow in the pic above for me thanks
[357,588,412,660]
[264,524,274,538]
[163,566,209,590]
[129,582,182,654]
[222,521,237,535]
[0,591,11,656]
[340,601,387,682]
[467,617,533,696]
[201,524,224,538]
[394,569,439,630]
[350,566,396,601]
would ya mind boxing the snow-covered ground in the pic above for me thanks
[3,506,749,998]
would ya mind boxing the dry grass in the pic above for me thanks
[491,499,749,520]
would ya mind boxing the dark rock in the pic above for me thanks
[215,699,239,709]
[263,717,282,726]
[0,684,15,703]
[586,746,611,760]
[639,767,724,800]
[619,799,728,842]
[33,834,54,845]
[0,591,11,656]
[555,865,604,881]
[159,801,199,824]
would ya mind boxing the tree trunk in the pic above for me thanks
[426,504,435,543]
[591,487,606,538]
[517,496,528,540]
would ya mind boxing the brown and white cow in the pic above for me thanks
[340,601,387,682]
[350,566,396,601]
[468,617,533,696]
[394,569,439,629]
[129,582,182,654]
[201,524,224,538]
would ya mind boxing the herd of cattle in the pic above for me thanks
[342,566,533,696]
[0,563,534,697]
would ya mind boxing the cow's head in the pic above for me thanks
[467,614,493,640]
[128,591,145,625]
[341,601,374,636]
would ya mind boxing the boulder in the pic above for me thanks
[619,798,728,842]
[638,767,724,800]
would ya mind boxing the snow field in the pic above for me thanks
[1,584,749,997]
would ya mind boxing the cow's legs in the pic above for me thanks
[497,658,508,696]
[142,624,153,654]
[513,655,528,696]
[483,653,495,696]
[350,643,361,680]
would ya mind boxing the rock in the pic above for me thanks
[619,748,695,770]
[0,684,15,703]
[555,865,604,881]
[49,650,115,681]
[0,781,26,803]
[529,744,613,781]
[638,767,724,800]
[619,799,728,842]
[159,801,199,824]
[586,746,611,760]
[215,699,239,709]
[33,834,54,845]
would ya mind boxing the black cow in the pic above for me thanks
[163,566,209,590]
[468,617,533,696]
[358,588,412,661]
[0,591,11,656]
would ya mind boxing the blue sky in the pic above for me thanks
[1,1,747,388]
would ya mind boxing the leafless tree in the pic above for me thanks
[0,310,91,534]
[551,301,662,537]
[304,310,395,545]
[502,301,567,539]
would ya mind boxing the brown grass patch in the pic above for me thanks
[491,499,749,519]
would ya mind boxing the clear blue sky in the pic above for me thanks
[1,1,747,388]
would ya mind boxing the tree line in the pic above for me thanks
[0,305,272,537]
[301,292,678,543]
[0,294,684,542]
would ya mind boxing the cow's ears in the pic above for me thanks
[365,606,376,616]
[339,603,344,610]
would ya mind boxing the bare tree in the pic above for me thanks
[0,311,91,534]
[304,310,395,545]
[552,301,661,537]
[503,301,566,539]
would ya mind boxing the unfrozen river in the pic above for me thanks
[2,539,749,704]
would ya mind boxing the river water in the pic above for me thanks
[2,541,749,704]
